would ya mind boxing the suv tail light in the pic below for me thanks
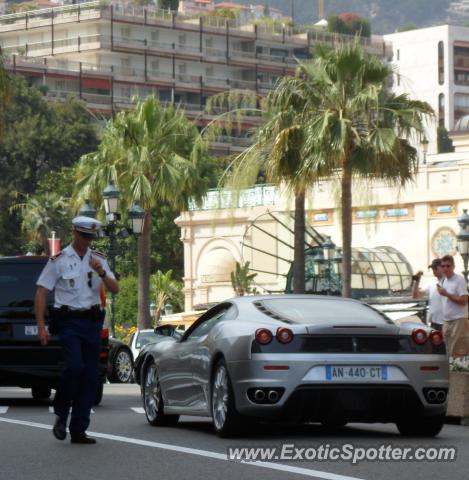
[430,330,444,347]
[276,327,294,344]
[412,328,428,345]
[101,328,109,340]
[255,328,273,345]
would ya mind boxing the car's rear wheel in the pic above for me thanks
[396,415,445,437]
[143,360,179,426]
[109,348,133,383]
[31,386,51,400]
[211,359,247,437]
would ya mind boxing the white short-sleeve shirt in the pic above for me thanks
[36,244,115,309]
[441,273,468,321]
[422,281,444,325]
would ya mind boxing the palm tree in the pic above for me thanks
[150,270,183,325]
[221,83,324,293]
[74,96,207,328]
[230,261,257,296]
[220,41,432,297]
[294,42,433,297]
[11,192,71,252]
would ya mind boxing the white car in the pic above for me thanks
[129,329,161,360]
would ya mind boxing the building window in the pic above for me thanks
[429,202,457,217]
[453,44,469,85]
[438,41,444,85]
[439,93,445,127]
[454,92,469,123]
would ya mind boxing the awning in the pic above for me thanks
[82,77,111,89]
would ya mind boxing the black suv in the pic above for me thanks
[0,256,108,403]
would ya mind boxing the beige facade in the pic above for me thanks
[177,147,469,311]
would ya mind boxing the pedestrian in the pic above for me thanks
[436,255,468,357]
[412,258,445,330]
[35,216,119,444]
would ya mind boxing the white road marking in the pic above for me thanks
[48,407,94,414]
[131,407,145,414]
[0,407,8,414]
[0,417,365,480]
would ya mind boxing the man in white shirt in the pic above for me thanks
[412,258,444,331]
[35,216,119,444]
[437,255,468,357]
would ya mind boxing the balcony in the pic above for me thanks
[0,2,102,32]
[188,184,278,211]
[2,33,101,57]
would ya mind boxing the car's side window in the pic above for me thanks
[184,305,235,341]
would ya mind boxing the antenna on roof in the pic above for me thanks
[318,0,325,19]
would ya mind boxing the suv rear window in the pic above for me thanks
[0,262,45,307]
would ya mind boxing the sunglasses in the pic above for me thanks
[441,264,452,268]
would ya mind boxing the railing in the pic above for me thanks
[0,2,101,30]
[188,184,278,211]
[2,33,101,55]
[0,1,387,56]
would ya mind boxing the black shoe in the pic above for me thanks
[52,417,67,441]
[70,433,96,444]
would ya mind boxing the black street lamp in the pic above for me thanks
[79,199,97,219]
[308,237,343,296]
[79,181,145,337]
[457,209,469,282]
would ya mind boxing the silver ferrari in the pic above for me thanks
[134,295,448,437]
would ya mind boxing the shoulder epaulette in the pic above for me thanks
[91,249,107,259]
[50,252,63,261]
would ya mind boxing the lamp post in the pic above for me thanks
[149,303,156,327]
[457,209,469,282]
[421,136,429,165]
[306,237,343,296]
[79,181,145,337]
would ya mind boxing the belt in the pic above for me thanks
[52,305,102,320]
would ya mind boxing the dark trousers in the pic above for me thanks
[54,317,101,435]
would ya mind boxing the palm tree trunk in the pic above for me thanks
[137,211,152,329]
[293,191,305,294]
[341,158,352,298]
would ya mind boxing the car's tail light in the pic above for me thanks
[276,327,294,344]
[255,328,273,345]
[430,330,444,347]
[101,328,109,339]
[412,328,428,345]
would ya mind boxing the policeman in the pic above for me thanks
[35,216,119,444]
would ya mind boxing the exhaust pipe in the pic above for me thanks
[436,390,446,403]
[427,389,437,402]
[267,390,279,403]
[254,389,266,402]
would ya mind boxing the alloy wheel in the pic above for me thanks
[212,364,229,430]
[144,364,161,422]
[115,350,132,383]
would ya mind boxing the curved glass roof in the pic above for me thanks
[350,246,413,297]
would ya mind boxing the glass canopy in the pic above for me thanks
[286,245,413,299]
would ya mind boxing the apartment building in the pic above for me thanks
[385,24,469,154]
[0,2,387,151]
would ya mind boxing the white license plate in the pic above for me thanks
[25,325,38,336]
[325,365,387,380]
